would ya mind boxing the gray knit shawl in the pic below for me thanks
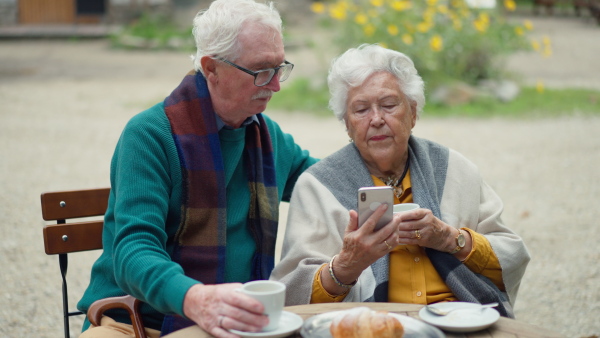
[306,135,513,318]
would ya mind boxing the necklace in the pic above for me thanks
[379,158,410,200]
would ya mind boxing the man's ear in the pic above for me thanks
[201,56,218,84]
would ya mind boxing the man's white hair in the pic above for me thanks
[191,0,283,74]
[327,44,426,121]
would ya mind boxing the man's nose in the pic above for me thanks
[263,73,281,92]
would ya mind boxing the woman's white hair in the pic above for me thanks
[191,0,283,73]
[327,44,425,121]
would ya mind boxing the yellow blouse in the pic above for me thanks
[310,170,505,304]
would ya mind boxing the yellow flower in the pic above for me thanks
[355,13,368,25]
[364,23,376,37]
[473,13,489,33]
[387,24,399,36]
[310,2,326,14]
[430,34,443,52]
[523,20,534,30]
[391,0,412,11]
[370,0,384,7]
[424,7,436,21]
[536,80,545,93]
[417,21,431,33]
[504,0,516,11]
[427,0,438,6]
[329,3,347,20]
[437,5,449,14]
[531,40,540,51]
[514,26,524,36]
[453,18,462,31]
[542,36,551,46]
[402,33,414,45]
[451,0,465,8]
[473,19,488,33]
[479,12,490,24]
[379,42,388,49]
[542,46,552,58]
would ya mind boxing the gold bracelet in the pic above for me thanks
[328,255,357,289]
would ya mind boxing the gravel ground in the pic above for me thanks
[1,14,599,338]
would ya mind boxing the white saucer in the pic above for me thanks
[418,302,500,333]
[301,307,444,338]
[229,311,303,338]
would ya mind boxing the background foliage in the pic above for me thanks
[309,0,539,87]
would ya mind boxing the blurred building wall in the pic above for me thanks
[0,0,173,26]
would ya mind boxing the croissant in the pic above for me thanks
[330,308,404,338]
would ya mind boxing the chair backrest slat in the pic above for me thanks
[41,188,110,221]
[43,221,104,255]
[41,187,146,338]
[41,187,111,338]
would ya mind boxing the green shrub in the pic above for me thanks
[270,78,600,118]
[110,13,194,50]
[309,0,540,88]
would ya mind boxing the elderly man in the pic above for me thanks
[77,1,317,337]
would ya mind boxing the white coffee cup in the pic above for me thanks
[393,203,420,214]
[237,280,286,332]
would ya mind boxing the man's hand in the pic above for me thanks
[183,283,269,338]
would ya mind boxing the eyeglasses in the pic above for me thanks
[218,58,294,87]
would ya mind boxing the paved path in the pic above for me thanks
[0,14,598,338]
[505,14,600,90]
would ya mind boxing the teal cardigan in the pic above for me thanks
[77,103,317,330]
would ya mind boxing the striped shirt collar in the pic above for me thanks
[215,113,260,131]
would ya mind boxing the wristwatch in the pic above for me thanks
[449,230,466,254]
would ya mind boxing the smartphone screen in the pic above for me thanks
[357,186,393,231]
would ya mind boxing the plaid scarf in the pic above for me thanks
[160,71,279,334]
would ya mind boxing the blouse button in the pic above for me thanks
[414,257,420,262]
[416,291,422,297]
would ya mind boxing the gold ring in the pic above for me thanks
[415,230,421,239]
[384,240,392,250]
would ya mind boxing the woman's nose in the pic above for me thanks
[370,109,385,126]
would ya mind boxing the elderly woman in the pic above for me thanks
[270,44,530,317]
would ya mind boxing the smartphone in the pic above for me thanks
[357,186,393,231]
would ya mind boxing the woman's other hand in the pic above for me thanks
[396,208,472,258]
[183,283,268,338]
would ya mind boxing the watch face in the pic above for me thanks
[458,233,466,247]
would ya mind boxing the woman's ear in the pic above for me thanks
[201,56,218,84]
[410,100,418,128]
[344,117,354,142]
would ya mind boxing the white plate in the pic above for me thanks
[229,311,303,338]
[300,307,444,338]
[418,302,500,333]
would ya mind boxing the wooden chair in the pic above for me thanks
[41,188,147,338]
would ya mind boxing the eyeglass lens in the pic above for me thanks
[255,63,293,86]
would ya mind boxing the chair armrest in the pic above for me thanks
[87,295,147,338]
